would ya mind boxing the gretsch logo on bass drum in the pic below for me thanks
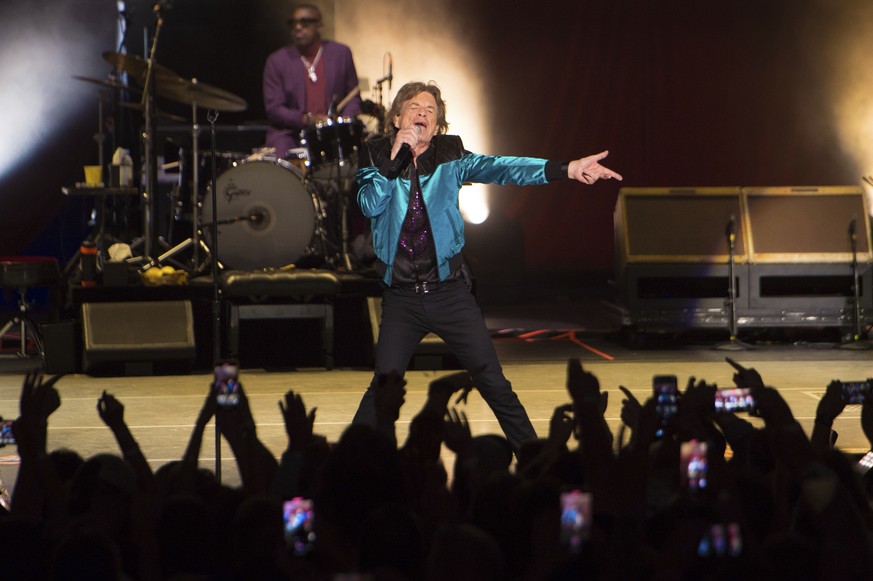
[223,180,251,203]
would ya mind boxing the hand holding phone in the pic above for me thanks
[714,387,758,414]
[681,439,708,491]
[214,361,240,407]
[840,381,872,405]
[560,490,592,554]
[653,375,679,438]
[283,497,316,556]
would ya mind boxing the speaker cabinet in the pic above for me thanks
[743,186,871,262]
[615,187,745,265]
[615,186,873,330]
[82,300,196,375]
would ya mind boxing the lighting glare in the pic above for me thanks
[337,0,492,222]
[0,4,107,180]
[460,185,490,224]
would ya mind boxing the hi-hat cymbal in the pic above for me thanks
[157,77,247,112]
[102,51,179,85]
[72,74,134,91]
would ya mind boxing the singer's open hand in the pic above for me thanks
[568,150,623,184]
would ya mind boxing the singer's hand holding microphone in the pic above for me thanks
[391,124,423,161]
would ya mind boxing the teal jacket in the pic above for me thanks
[357,135,561,285]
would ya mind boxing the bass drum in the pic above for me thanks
[202,158,318,270]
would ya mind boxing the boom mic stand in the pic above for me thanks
[716,214,754,351]
[840,217,872,349]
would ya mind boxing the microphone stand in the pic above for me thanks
[716,215,754,351]
[207,108,226,482]
[840,217,872,349]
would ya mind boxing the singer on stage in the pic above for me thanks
[262,3,361,158]
[350,81,623,451]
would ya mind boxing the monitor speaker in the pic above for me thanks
[82,300,196,375]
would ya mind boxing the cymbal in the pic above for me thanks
[72,74,133,91]
[157,77,247,112]
[119,101,187,123]
[102,51,179,85]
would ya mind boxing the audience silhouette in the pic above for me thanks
[2,360,873,580]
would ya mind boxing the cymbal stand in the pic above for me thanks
[139,6,166,262]
[840,217,872,349]
[715,214,754,351]
[156,90,205,273]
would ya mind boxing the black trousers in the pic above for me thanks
[351,278,538,450]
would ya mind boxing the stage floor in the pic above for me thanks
[1,293,872,493]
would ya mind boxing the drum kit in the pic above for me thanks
[74,49,377,275]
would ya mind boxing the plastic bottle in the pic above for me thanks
[80,240,98,287]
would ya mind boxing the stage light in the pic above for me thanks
[0,2,112,182]
[337,0,493,225]
[460,185,490,224]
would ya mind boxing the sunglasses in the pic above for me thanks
[288,18,320,27]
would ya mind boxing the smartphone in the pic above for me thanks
[698,522,742,558]
[680,440,708,491]
[214,361,240,407]
[714,387,757,414]
[0,419,14,446]
[840,381,871,405]
[559,490,592,554]
[653,375,679,438]
[283,497,316,556]
[855,451,873,475]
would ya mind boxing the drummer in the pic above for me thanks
[263,3,362,159]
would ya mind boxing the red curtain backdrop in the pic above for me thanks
[465,0,858,274]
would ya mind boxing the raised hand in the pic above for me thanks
[19,370,62,421]
[279,390,317,451]
[444,407,473,456]
[618,385,642,430]
[726,357,764,390]
[548,403,574,447]
[566,358,600,406]
[97,390,125,429]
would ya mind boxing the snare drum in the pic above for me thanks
[300,117,363,180]
[202,158,319,270]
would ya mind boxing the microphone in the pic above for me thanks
[850,216,857,239]
[388,53,393,91]
[389,143,412,176]
[726,214,736,238]
[387,126,420,176]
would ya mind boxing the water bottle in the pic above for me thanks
[80,240,98,287]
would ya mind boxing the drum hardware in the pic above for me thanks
[101,49,248,267]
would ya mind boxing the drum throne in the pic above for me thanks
[0,257,61,360]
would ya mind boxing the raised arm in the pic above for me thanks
[97,390,154,492]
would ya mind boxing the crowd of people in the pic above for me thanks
[2,361,873,580]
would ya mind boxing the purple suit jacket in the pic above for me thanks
[263,40,362,156]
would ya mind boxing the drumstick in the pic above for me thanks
[336,86,361,113]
